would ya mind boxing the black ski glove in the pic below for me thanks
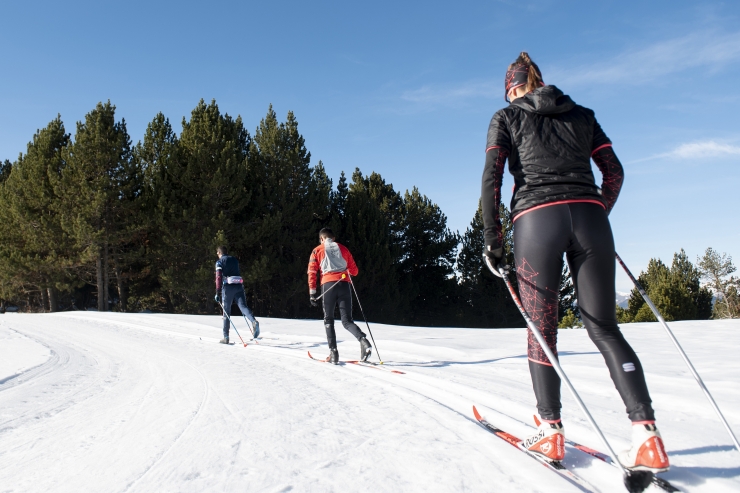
[310,295,319,308]
[215,293,221,304]
[483,245,510,279]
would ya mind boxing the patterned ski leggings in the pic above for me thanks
[513,201,654,422]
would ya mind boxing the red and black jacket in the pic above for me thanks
[482,85,624,249]
[307,241,359,295]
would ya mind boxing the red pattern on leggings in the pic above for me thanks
[516,257,559,365]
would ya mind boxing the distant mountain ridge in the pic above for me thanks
[616,291,630,308]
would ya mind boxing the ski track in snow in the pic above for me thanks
[0,313,738,492]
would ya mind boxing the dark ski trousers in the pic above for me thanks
[222,284,255,339]
[514,202,655,422]
[322,281,365,349]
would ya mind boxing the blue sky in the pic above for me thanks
[1,0,738,292]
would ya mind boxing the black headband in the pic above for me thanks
[504,63,544,102]
[504,64,530,102]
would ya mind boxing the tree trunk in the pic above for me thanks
[103,240,110,311]
[115,261,127,312]
[165,291,174,313]
[48,287,58,312]
[97,246,105,311]
[41,288,49,313]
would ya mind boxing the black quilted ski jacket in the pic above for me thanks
[481,85,623,249]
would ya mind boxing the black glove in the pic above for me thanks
[483,246,509,278]
[310,294,319,307]
[215,293,221,304]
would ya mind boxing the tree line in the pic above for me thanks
[617,248,739,322]
[0,100,522,327]
[1,100,735,325]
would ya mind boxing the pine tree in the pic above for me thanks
[341,169,402,322]
[132,112,181,311]
[0,159,11,183]
[241,106,326,318]
[397,187,460,326]
[621,250,712,322]
[0,116,75,311]
[698,248,739,319]
[143,100,250,313]
[669,249,713,320]
[559,264,577,322]
[329,170,349,236]
[310,161,333,228]
[456,202,522,327]
[57,102,138,311]
[558,309,583,328]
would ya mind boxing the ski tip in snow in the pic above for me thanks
[307,351,329,363]
[472,405,483,421]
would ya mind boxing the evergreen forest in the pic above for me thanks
[0,101,523,327]
[1,101,733,325]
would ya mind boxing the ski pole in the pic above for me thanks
[313,274,346,301]
[616,252,740,454]
[218,299,248,347]
[347,273,384,364]
[496,264,651,493]
[241,313,257,340]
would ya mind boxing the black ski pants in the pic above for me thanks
[322,281,365,349]
[514,201,655,422]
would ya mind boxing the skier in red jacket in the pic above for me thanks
[307,228,371,364]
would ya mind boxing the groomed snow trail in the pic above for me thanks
[0,313,738,492]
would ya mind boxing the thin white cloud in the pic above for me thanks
[549,30,740,87]
[633,140,740,163]
[398,29,740,110]
[667,141,740,159]
[400,80,497,107]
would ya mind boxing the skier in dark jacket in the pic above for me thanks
[481,52,669,472]
[215,246,259,343]
[307,228,372,364]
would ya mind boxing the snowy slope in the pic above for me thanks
[0,312,738,493]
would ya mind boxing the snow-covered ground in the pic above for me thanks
[0,312,738,493]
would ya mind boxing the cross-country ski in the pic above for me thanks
[307,351,404,374]
[307,350,333,363]
[472,406,602,492]
[345,360,406,374]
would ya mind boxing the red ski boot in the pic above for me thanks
[523,417,565,461]
[618,423,670,473]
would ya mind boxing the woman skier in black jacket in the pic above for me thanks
[481,52,669,473]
